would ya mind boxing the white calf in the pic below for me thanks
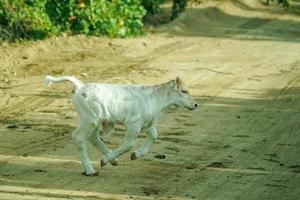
[46,75,197,176]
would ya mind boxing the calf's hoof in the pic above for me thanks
[82,171,99,177]
[110,160,118,166]
[100,159,107,167]
[131,152,138,160]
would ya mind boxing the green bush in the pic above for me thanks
[46,0,146,37]
[0,0,58,40]
[0,0,189,41]
[0,0,146,41]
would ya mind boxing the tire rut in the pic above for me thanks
[0,96,54,123]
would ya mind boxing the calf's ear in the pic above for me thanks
[169,76,182,89]
[175,76,182,86]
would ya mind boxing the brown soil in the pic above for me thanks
[0,0,299,199]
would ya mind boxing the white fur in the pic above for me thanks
[46,75,197,175]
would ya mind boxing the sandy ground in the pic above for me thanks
[0,0,300,199]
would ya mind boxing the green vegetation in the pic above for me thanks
[0,0,189,41]
[46,0,146,37]
[0,0,146,41]
[0,0,58,40]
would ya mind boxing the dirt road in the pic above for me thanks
[0,0,299,199]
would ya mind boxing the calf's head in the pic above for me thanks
[168,76,197,110]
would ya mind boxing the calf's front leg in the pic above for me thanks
[131,126,158,160]
[88,126,118,166]
[101,125,140,167]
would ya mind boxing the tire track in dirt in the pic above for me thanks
[82,40,196,85]
[193,63,266,104]
[0,96,54,123]
[0,82,74,157]
[249,76,299,121]
[17,136,69,157]
[221,73,300,154]
[0,124,75,173]
[165,73,300,199]
[144,37,300,196]
[14,125,74,156]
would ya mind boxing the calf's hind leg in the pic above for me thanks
[72,125,98,176]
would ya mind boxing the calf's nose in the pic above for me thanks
[195,103,198,108]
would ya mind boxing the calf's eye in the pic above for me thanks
[181,90,188,94]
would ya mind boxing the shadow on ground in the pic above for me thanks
[163,6,300,42]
